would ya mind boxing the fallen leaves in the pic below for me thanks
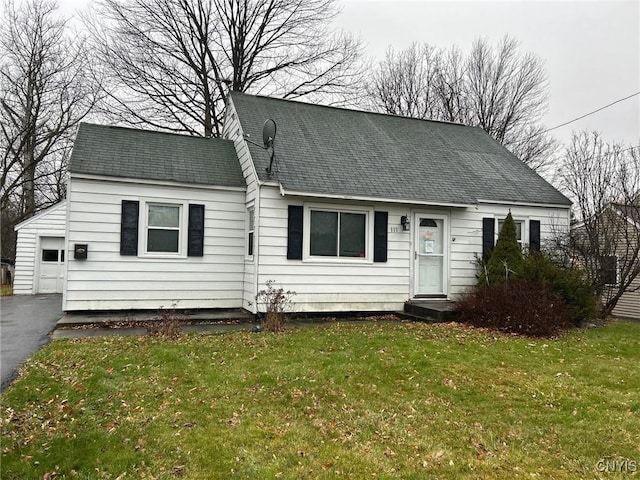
[227,412,241,427]
[1,321,638,479]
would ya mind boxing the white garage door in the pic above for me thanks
[38,237,65,294]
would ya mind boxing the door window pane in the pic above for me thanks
[310,210,338,256]
[42,250,58,262]
[339,213,366,257]
[419,218,443,254]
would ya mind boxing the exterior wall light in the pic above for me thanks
[401,215,410,231]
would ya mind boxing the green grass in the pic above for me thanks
[2,321,639,479]
[1,284,13,296]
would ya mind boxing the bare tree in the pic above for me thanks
[86,0,364,137]
[432,45,468,124]
[1,0,99,257]
[555,131,640,319]
[367,36,555,171]
[368,43,441,120]
[465,37,553,169]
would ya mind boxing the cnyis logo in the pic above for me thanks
[596,458,637,473]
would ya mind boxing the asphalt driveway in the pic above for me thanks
[1,294,62,392]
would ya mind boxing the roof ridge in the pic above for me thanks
[79,122,233,142]
[230,91,473,129]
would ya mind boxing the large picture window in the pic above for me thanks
[147,204,180,253]
[309,209,366,258]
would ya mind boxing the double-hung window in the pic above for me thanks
[497,218,524,249]
[247,207,255,257]
[147,204,181,253]
[120,200,204,257]
[309,209,367,258]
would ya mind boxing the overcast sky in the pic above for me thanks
[54,0,639,148]
[335,0,639,147]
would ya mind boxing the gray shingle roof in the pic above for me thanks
[70,123,245,188]
[230,92,570,206]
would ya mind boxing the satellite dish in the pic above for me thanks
[263,119,277,148]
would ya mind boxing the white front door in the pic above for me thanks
[38,237,65,293]
[414,214,448,296]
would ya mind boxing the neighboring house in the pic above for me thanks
[611,200,640,319]
[14,201,67,294]
[571,198,640,320]
[63,93,571,313]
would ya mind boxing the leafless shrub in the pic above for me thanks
[255,280,296,333]
[147,306,184,339]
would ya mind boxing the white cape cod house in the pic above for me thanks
[59,92,571,313]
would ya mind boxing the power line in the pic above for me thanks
[558,145,640,166]
[544,91,640,133]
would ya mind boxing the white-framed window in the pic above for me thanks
[304,205,372,261]
[497,218,525,248]
[247,206,255,257]
[146,203,181,254]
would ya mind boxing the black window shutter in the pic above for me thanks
[529,220,541,252]
[482,217,495,260]
[188,204,205,257]
[120,200,139,256]
[373,211,388,263]
[287,205,303,260]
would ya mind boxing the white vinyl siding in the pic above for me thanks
[224,98,260,311]
[612,275,640,320]
[14,201,67,295]
[64,177,245,311]
[252,187,570,312]
[448,204,570,296]
[256,188,407,312]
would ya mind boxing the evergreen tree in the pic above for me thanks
[481,212,524,285]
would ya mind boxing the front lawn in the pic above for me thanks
[2,321,639,479]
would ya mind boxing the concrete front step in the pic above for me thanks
[403,300,458,322]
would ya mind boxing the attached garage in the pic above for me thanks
[37,236,66,293]
[14,201,67,295]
